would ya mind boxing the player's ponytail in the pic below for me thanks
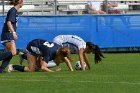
[57,47,72,61]
[94,45,104,64]
[9,0,14,5]
[86,42,104,64]
[9,0,23,5]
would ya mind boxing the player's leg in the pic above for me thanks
[8,53,37,72]
[25,53,37,72]
[0,51,12,61]
[18,50,28,65]
[1,42,16,70]
[5,41,17,56]
[8,64,25,72]
[29,56,57,68]
[18,54,57,68]
[1,57,12,70]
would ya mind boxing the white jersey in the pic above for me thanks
[53,35,86,53]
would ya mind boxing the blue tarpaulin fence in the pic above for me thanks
[0,15,140,49]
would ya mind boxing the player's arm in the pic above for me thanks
[40,60,54,72]
[63,57,73,71]
[38,57,60,72]
[7,9,17,40]
[7,20,17,40]
[7,21,15,32]
[78,48,86,71]
[83,52,91,70]
[7,9,16,33]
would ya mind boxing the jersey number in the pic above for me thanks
[43,42,54,48]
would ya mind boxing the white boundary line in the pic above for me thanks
[0,78,140,85]
[0,75,68,78]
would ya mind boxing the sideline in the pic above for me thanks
[0,78,140,85]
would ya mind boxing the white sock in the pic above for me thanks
[47,60,57,68]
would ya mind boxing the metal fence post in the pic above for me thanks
[2,0,4,15]
[54,0,57,15]
[105,0,108,14]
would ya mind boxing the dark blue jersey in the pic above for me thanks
[2,7,18,32]
[27,39,61,63]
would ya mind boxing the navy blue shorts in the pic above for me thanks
[1,32,14,44]
[26,41,41,57]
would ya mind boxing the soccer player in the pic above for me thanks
[0,0,24,72]
[8,39,73,72]
[53,35,104,71]
[18,35,104,71]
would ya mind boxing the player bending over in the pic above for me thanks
[53,35,104,71]
[18,35,104,71]
[8,39,73,72]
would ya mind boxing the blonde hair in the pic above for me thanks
[56,47,72,61]
[57,47,70,57]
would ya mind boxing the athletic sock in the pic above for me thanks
[0,52,12,69]
[0,57,12,69]
[0,51,12,61]
[47,61,57,68]
[13,65,25,72]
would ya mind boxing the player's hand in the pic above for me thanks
[13,33,18,40]
[55,68,61,72]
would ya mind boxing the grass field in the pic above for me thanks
[0,53,140,93]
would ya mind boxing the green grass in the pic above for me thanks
[0,53,140,93]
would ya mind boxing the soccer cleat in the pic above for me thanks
[18,51,24,55]
[8,64,14,72]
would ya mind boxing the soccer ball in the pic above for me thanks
[75,61,87,70]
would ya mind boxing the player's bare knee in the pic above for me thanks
[11,51,17,56]
[28,68,35,72]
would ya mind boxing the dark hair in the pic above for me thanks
[86,42,104,64]
[9,0,23,5]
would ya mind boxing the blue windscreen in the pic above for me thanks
[0,15,140,49]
